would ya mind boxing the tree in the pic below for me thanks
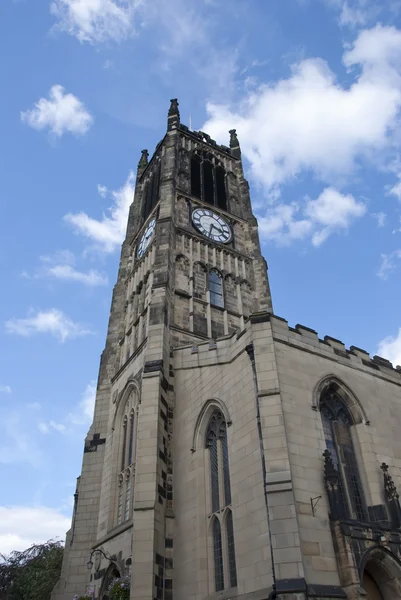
[0,540,64,600]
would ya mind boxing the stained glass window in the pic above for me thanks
[321,391,366,521]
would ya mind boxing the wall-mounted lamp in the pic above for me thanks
[87,548,116,570]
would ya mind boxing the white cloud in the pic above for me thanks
[50,0,141,44]
[38,420,67,434]
[389,178,401,201]
[377,249,401,279]
[372,212,387,227]
[258,187,366,246]
[24,251,108,286]
[47,264,108,286]
[204,26,401,197]
[5,308,92,342]
[377,328,401,367]
[21,85,93,138]
[0,506,70,555]
[68,381,96,425]
[0,385,12,394]
[64,171,135,253]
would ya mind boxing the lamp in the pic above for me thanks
[87,548,116,570]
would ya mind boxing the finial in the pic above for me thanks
[137,149,149,178]
[168,98,180,131]
[229,129,239,147]
[138,149,149,168]
[229,129,241,158]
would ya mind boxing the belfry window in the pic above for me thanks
[116,392,137,525]
[206,410,237,592]
[321,391,366,521]
[191,153,228,210]
[142,161,160,220]
[209,270,224,308]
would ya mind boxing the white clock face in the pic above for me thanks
[137,218,156,257]
[192,208,232,243]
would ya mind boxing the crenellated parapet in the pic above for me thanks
[266,313,401,380]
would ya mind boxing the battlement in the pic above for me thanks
[173,312,401,382]
[263,313,401,379]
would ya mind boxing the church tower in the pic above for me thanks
[53,100,401,600]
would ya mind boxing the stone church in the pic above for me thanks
[52,100,401,600]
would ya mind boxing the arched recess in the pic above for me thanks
[359,546,401,599]
[174,254,190,293]
[112,378,141,432]
[312,375,369,425]
[191,398,232,453]
[99,562,121,600]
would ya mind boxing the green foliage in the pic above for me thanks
[108,576,130,600]
[0,540,64,600]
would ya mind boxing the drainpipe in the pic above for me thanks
[246,343,278,600]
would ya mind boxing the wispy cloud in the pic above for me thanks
[372,212,387,227]
[64,171,135,253]
[50,0,142,44]
[21,85,93,138]
[23,250,108,286]
[0,385,12,394]
[68,381,96,425]
[0,413,43,468]
[5,308,92,342]
[377,249,401,279]
[38,420,67,434]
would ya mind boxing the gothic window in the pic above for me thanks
[117,393,137,525]
[209,270,224,308]
[142,162,161,220]
[190,152,228,210]
[321,392,366,521]
[191,155,201,198]
[212,518,224,592]
[206,410,237,591]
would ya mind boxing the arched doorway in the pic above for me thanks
[362,571,383,600]
[99,564,121,600]
[360,547,401,600]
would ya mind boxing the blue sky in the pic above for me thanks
[1,0,401,554]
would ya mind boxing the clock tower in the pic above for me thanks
[52,98,401,600]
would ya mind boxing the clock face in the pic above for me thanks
[137,218,156,257]
[192,208,232,243]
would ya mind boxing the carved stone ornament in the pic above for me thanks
[168,98,180,117]
[323,449,340,490]
[381,463,400,501]
[229,129,239,148]
[138,149,149,170]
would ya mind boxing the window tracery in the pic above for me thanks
[116,393,137,525]
[321,389,366,521]
[191,151,228,210]
[205,410,237,591]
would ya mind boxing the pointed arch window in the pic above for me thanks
[190,152,228,210]
[205,410,237,591]
[116,392,138,525]
[142,161,161,220]
[209,270,224,308]
[321,391,366,521]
